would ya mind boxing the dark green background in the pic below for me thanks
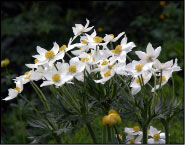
[1,1,184,143]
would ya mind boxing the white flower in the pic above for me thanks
[124,126,143,136]
[126,134,142,144]
[59,38,84,53]
[135,43,161,64]
[3,81,23,101]
[71,45,90,56]
[32,42,64,66]
[85,30,108,49]
[126,60,153,77]
[72,18,94,36]
[148,126,165,144]
[103,32,125,43]
[130,72,152,95]
[40,62,73,87]
[151,71,172,92]
[111,35,136,63]
[153,59,173,72]
[170,58,181,72]
[66,57,86,81]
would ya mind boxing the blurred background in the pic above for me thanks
[1,1,184,143]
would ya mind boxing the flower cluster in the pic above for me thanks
[124,126,165,144]
[3,18,181,104]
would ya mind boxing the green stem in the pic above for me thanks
[107,126,112,142]
[18,94,41,118]
[114,126,121,144]
[142,125,148,144]
[85,121,97,143]
[30,81,50,111]
[126,55,132,62]
[164,122,170,144]
[102,126,107,143]
[66,52,72,59]
[17,97,25,143]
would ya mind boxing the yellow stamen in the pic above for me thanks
[24,72,29,75]
[112,45,122,54]
[104,69,111,77]
[153,134,160,141]
[14,87,20,93]
[88,52,92,56]
[129,139,135,144]
[108,64,114,69]
[133,126,140,132]
[101,61,109,66]
[81,58,89,62]
[81,40,88,44]
[158,76,166,83]
[93,36,103,43]
[160,14,165,20]
[59,45,67,51]
[52,74,61,82]
[25,75,31,79]
[69,65,76,73]
[45,51,55,59]
[109,34,114,38]
[34,58,38,64]
[135,64,143,72]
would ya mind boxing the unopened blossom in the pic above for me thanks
[102,109,121,127]
[148,126,165,144]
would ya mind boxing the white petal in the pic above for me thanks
[84,18,89,29]
[51,42,59,55]
[3,89,18,101]
[121,35,127,44]
[70,57,80,66]
[154,46,161,59]
[36,46,47,55]
[135,51,147,60]
[113,32,125,42]
[146,43,155,56]
[40,81,54,87]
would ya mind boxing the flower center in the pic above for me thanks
[135,64,143,72]
[104,69,111,77]
[52,74,61,82]
[153,134,160,141]
[34,58,38,64]
[81,58,89,62]
[109,34,114,38]
[158,76,166,83]
[133,126,140,132]
[111,45,122,54]
[129,138,135,144]
[88,52,92,56]
[81,40,88,44]
[146,56,153,62]
[59,45,67,51]
[14,87,20,93]
[25,75,31,79]
[45,51,55,59]
[93,36,103,43]
[108,64,114,69]
[101,61,109,66]
[69,65,77,72]
[24,72,29,75]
